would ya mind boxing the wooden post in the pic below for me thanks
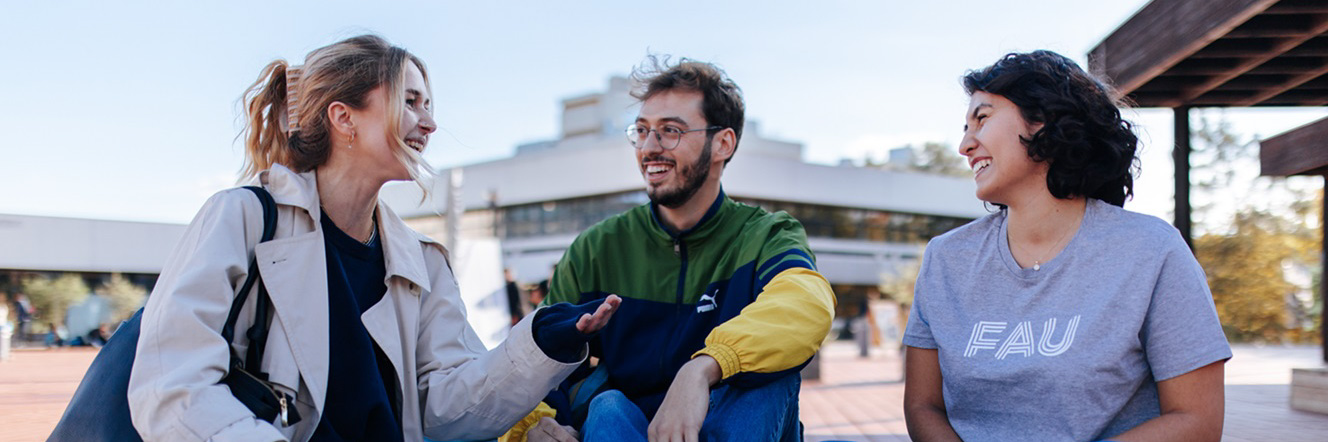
[1174,106,1194,250]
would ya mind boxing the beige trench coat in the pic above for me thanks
[128,165,579,441]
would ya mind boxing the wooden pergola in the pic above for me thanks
[1089,0,1328,360]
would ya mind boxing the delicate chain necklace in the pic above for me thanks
[1011,220,1077,271]
[362,215,378,246]
[322,205,378,246]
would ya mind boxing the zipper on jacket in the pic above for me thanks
[674,238,687,304]
[661,237,689,375]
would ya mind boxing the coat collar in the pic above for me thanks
[256,164,434,295]
[376,202,434,295]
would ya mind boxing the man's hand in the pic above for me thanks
[647,355,722,442]
[526,417,580,442]
[575,294,621,334]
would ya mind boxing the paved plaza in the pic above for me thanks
[1,341,1325,441]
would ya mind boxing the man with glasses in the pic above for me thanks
[529,56,836,441]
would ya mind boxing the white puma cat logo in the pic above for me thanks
[697,290,717,313]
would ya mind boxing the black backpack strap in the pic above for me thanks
[219,186,277,366]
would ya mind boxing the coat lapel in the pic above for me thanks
[359,202,432,410]
[256,231,330,415]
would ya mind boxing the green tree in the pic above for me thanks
[909,142,970,177]
[1189,111,1322,343]
[878,258,921,309]
[1196,207,1319,343]
[863,142,970,178]
[22,274,89,328]
[97,273,147,321]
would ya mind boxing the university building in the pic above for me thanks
[381,77,988,314]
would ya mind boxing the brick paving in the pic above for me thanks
[0,347,98,442]
[800,341,1328,442]
[2,342,1326,441]
[800,343,909,441]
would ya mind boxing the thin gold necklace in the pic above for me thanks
[322,205,377,246]
[1011,220,1077,271]
[362,215,378,246]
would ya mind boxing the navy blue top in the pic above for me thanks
[310,211,402,442]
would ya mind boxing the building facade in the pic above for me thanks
[382,77,988,312]
[0,213,186,289]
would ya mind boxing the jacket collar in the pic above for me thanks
[376,202,433,294]
[257,164,434,294]
[648,188,730,242]
[258,164,321,222]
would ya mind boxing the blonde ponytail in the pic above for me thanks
[239,60,292,181]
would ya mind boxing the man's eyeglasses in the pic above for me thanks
[625,124,723,150]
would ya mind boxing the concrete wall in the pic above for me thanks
[0,214,186,274]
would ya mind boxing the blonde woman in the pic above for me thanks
[128,35,619,441]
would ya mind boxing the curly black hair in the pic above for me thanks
[962,50,1140,207]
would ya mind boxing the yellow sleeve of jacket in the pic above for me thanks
[693,267,837,379]
[498,401,557,442]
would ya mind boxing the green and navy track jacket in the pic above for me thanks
[544,190,837,419]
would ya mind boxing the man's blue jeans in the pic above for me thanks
[582,374,801,441]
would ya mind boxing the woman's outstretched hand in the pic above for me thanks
[575,294,621,334]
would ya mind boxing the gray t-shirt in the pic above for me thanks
[903,199,1231,442]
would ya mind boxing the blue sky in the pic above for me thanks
[3,1,1324,224]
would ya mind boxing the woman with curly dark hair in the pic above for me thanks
[902,50,1230,442]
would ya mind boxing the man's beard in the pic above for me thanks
[646,138,712,209]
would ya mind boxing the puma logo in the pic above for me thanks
[697,290,717,313]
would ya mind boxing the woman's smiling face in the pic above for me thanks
[958,91,1047,206]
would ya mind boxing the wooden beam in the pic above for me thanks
[1165,58,1248,76]
[1227,14,1328,37]
[1260,116,1328,176]
[1263,87,1328,104]
[1249,58,1328,74]
[1179,15,1328,103]
[1212,74,1297,90]
[1190,92,1261,106]
[1237,58,1328,105]
[1089,0,1278,96]
[1175,107,1194,250]
[1284,34,1328,58]
[1190,37,1280,59]
[1267,0,1328,14]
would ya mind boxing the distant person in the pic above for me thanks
[529,278,549,309]
[0,299,9,361]
[505,268,531,326]
[128,34,619,441]
[14,293,32,341]
[86,323,110,347]
[46,322,65,348]
[902,50,1231,441]
[529,264,556,310]
[853,296,871,358]
[529,56,836,441]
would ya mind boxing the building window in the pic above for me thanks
[494,192,970,244]
[501,191,647,238]
[734,198,970,245]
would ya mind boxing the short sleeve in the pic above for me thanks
[902,245,938,349]
[1140,238,1232,381]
